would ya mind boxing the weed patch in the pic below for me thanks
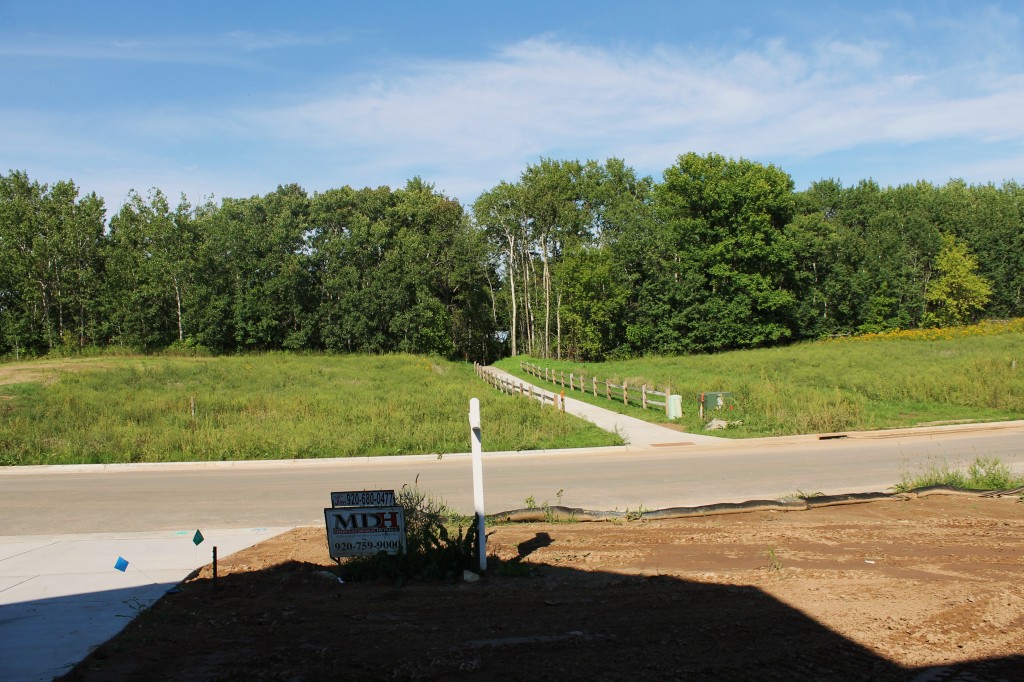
[895,456,1024,492]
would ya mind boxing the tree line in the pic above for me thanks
[1,154,1020,362]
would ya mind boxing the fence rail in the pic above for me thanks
[474,363,565,412]
[519,361,672,416]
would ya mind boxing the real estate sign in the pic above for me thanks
[324,492,406,559]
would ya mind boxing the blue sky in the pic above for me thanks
[2,1,1023,210]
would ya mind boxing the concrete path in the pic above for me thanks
[0,527,288,681]
[484,366,728,447]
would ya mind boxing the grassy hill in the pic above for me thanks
[0,353,621,465]
[4,320,1021,464]
[495,319,1024,437]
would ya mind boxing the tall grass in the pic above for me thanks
[495,319,1024,437]
[895,457,1024,492]
[0,354,621,465]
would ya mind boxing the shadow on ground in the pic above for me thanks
[58,542,1023,681]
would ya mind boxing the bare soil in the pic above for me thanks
[0,357,116,389]
[64,495,1023,681]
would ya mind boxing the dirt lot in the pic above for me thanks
[64,494,1022,681]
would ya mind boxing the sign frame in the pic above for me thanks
[324,505,407,559]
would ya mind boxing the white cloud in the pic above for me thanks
[0,29,347,63]
[6,22,1024,207]
[224,34,1024,198]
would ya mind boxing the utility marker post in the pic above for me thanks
[469,398,486,572]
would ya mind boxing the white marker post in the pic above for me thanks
[469,398,486,572]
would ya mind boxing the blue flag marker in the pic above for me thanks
[114,556,129,572]
[193,530,204,546]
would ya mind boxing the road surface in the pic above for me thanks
[2,423,1022,535]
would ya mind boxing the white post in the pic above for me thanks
[468,398,486,572]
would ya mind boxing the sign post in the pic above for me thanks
[469,398,486,572]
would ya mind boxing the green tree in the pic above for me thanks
[653,153,798,352]
[203,185,313,351]
[554,245,628,360]
[925,234,992,326]
[935,180,1024,319]
[788,179,869,338]
[520,158,589,358]
[103,190,203,350]
[384,178,495,358]
[473,181,530,356]
[311,180,496,360]
[0,172,105,355]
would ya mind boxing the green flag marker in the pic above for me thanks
[193,530,204,546]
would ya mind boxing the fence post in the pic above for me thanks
[623,381,628,406]
[592,376,597,397]
[606,380,610,401]
[642,384,647,410]
[666,386,671,416]
[560,390,565,413]
[569,373,574,391]
[560,371,565,388]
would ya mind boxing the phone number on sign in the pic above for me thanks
[334,539,403,552]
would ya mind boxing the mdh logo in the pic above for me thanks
[332,510,401,534]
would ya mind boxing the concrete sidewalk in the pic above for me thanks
[0,527,289,681]
[485,366,727,448]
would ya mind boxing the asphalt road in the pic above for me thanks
[3,423,1022,535]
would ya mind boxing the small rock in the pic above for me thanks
[704,418,743,430]
[315,570,343,584]
[463,570,480,583]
